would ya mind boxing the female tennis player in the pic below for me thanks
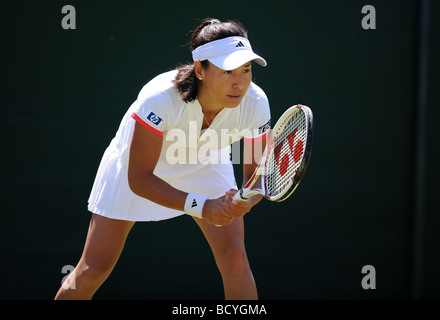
[55,18,270,300]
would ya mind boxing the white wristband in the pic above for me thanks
[184,193,208,219]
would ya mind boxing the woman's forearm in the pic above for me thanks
[128,172,187,211]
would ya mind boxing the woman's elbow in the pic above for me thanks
[127,169,151,196]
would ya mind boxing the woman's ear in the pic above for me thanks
[194,60,203,80]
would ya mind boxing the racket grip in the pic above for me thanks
[233,189,246,201]
[233,189,263,201]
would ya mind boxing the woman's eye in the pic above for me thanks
[225,71,233,74]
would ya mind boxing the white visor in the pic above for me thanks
[192,36,267,71]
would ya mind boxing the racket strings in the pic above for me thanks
[266,111,307,198]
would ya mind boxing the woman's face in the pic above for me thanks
[197,61,252,110]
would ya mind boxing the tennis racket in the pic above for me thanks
[233,104,313,202]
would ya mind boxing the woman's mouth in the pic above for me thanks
[227,94,241,100]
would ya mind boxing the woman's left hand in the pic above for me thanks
[223,189,263,218]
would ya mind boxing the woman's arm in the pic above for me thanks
[128,121,235,226]
[128,122,187,210]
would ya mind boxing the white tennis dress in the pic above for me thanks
[87,70,271,221]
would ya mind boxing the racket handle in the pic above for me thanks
[233,190,245,201]
[232,189,262,201]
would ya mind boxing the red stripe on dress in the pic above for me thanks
[131,112,164,137]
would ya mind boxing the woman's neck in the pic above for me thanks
[197,93,224,128]
[197,87,223,114]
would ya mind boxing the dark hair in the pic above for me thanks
[173,18,248,103]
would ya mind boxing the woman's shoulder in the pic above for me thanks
[245,82,268,104]
[137,70,180,103]
[242,81,269,109]
[237,82,270,129]
[129,70,182,132]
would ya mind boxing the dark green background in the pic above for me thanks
[1,0,439,299]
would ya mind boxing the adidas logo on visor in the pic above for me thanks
[236,41,245,47]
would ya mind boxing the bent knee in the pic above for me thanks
[75,259,115,285]
[217,245,250,274]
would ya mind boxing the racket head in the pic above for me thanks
[263,104,313,202]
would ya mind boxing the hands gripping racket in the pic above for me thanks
[233,105,313,202]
